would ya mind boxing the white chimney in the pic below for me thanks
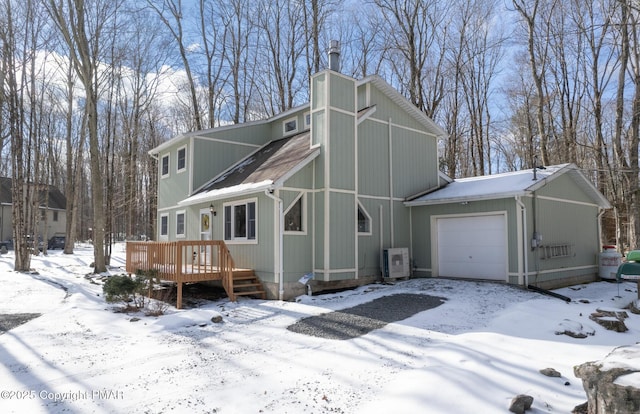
[328,40,340,72]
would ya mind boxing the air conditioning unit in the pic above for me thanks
[382,247,410,279]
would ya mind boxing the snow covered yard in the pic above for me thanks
[0,243,638,413]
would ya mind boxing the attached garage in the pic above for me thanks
[435,213,507,281]
[406,164,613,290]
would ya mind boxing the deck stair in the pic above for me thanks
[231,270,267,300]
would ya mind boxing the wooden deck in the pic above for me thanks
[125,240,266,308]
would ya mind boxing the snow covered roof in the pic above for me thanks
[405,163,611,208]
[179,132,319,206]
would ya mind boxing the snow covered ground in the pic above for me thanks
[0,243,638,413]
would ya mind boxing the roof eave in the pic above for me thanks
[177,180,274,207]
[405,191,527,207]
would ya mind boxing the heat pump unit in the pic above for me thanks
[383,248,410,279]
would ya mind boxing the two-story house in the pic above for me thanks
[145,46,611,302]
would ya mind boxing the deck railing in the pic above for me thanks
[125,240,237,306]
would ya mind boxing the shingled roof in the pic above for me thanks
[0,177,67,210]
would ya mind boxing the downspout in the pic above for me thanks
[515,196,529,286]
[597,208,605,251]
[388,118,394,247]
[265,189,284,300]
[531,190,540,284]
[379,204,383,277]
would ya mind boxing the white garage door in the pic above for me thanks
[436,214,507,280]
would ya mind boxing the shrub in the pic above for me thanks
[103,275,144,306]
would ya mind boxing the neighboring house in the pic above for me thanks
[0,177,67,246]
[150,49,611,300]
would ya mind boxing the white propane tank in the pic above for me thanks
[599,245,622,280]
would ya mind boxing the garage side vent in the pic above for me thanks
[383,248,410,278]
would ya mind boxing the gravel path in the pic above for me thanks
[0,313,41,335]
[287,293,446,340]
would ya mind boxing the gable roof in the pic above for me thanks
[358,75,447,138]
[179,132,319,206]
[405,163,611,208]
[0,177,67,210]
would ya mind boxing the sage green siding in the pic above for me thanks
[391,125,439,197]
[192,138,258,191]
[358,121,390,197]
[537,173,594,203]
[526,197,599,285]
[329,192,356,270]
[282,184,314,283]
[283,162,314,189]
[366,86,425,132]
[329,74,355,111]
[356,197,393,278]
[157,143,191,210]
[196,122,272,147]
[329,110,356,190]
[314,191,325,271]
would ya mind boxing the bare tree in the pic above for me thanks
[511,0,559,167]
[46,0,121,273]
[374,0,450,118]
[0,0,48,270]
[147,0,203,131]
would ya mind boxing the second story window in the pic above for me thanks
[283,117,298,135]
[177,146,186,172]
[161,154,170,178]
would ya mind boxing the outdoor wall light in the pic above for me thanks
[209,203,217,216]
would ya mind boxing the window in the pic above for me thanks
[357,204,371,234]
[161,154,170,178]
[224,199,257,242]
[160,214,169,237]
[53,211,58,222]
[176,211,185,238]
[40,209,46,220]
[177,146,186,172]
[283,117,298,135]
[303,112,311,129]
[285,195,304,232]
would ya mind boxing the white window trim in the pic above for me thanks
[176,145,187,173]
[283,116,298,136]
[159,213,169,240]
[284,193,306,235]
[175,210,186,239]
[357,202,372,236]
[303,111,311,129]
[161,153,170,178]
[223,198,258,244]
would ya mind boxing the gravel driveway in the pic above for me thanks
[287,293,446,340]
[0,313,41,335]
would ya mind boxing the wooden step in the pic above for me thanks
[230,270,266,299]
